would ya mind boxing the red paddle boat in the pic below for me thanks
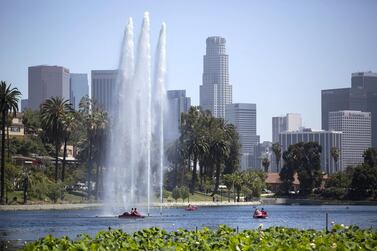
[118,209,145,218]
[185,204,198,211]
[253,209,268,219]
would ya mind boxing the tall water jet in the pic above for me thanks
[104,12,167,216]
[154,23,167,215]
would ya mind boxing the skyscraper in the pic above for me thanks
[271,113,302,143]
[28,65,70,110]
[70,73,89,110]
[272,116,286,143]
[329,110,371,169]
[321,88,350,130]
[286,113,302,131]
[166,90,191,143]
[321,71,377,147]
[200,36,232,118]
[21,99,29,112]
[226,103,259,169]
[350,72,377,147]
[91,70,118,112]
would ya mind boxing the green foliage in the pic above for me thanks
[22,224,377,251]
[272,143,282,171]
[46,182,65,203]
[22,109,41,135]
[10,136,48,156]
[179,186,189,202]
[172,187,180,202]
[279,142,322,196]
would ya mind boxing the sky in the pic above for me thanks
[1,0,377,142]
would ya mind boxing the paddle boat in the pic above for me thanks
[118,209,145,218]
[185,204,198,211]
[253,209,268,219]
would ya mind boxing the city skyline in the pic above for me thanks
[1,1,377,141]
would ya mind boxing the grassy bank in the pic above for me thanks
[21,224,377,250]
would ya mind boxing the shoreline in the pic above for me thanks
[2,198,377,211]
[0,201,261,211]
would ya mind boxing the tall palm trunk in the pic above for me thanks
[199,162,203,191]
[211,160,221,196]
[87,133,93,200]
[23,176,28,204]
[0,111,6,204]
[7,125,10,159]
[61,136,68,182]
[190,153,197,194]
[54,131,59,182]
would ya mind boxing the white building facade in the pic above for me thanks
[328,110,371,169]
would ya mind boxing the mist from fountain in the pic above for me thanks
[104,12,167,215]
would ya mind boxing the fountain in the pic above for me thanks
[104,12,167,215]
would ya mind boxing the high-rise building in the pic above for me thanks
[200,36,232,118]
[28,65,70,110]
[91,70,118,112]
[350,72,377,147]
[226,103,259,169]
[286,113,302,131]
[321,88,351,130]
[166,90,191,143]
[329,110,371,169]
[272,113,302,143]
[70,73,89,110]
[321,72,377,147]
[272,116,287,143]
[21,99,29,112]
[279,128,343,174]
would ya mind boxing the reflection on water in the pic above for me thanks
[1,205,377,249]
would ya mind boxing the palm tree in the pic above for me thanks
[79,96,107,200]
[330,147,340,172]
[262,157,270,172]
[0,81,21,204]
[210,119,231,196]
[40,97,72,182]
[61,112,78,182]
[272,143,282,172]
[224,171,243,202]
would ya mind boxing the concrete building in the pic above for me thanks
[279,129,342,174]
[350,72,377,148]
[272,113,302,143]
[28,65,70,110]
[21,99,29,112]
[70,73,89,110]
[321,71,377,147]
[226,103,259,169]
[166,90,191,143]
[200,36,232,118]
[91,70,118,112]
[329,110,371,169]
[272,116,287,143]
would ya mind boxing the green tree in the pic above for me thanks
[242,170,266,198]
[0,81,21,204]
[279,145,301,194]
[363,148,377,168]
[330,147,340,173]
[223,124,241,175]
[180,186,189,202]
[272,143,282,172]
[40,97,72,182]
[61,111,77,182]
[172,186,180,202]
[224,171,243,202]
[22,109,41,135]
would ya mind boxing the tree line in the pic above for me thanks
[0,80,108,204]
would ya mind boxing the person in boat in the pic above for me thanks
[133,208,141,216]
[261,208,267,216]
[254,208,261,215]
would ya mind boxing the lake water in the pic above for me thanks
[1,205,377,248]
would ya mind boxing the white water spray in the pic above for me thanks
[104,13,167,216]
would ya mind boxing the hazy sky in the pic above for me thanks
[1,0,376,141]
